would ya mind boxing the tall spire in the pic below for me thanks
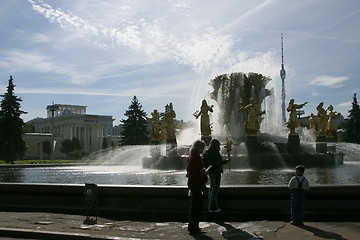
[280,33,286,123]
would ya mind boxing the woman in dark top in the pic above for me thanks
[187,140,207,234]
[206,138,230,212]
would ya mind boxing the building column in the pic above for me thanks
[84,126,88,152]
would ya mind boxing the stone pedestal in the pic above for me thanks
[327,140,336,153]
[246,136,258,155]
[166,139,177,158]
[150,141,160,159]
[316,136,327,154]
[288,135,300,154]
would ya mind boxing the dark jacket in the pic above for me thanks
[206,148,227,174]
[187,152,205,182]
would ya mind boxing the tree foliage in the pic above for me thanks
[23,122,35,133]
[120,96,149,145]
[344,93,360,143]
[60,137,82,158]
[0,76,27,163]
[42,140,51,159]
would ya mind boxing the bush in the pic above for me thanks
[68,150,86,160]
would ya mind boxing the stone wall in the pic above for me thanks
[0,183,359,221]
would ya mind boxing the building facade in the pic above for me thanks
[25,104,114,159]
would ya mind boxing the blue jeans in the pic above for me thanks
[291,189,306,223]
[208,172,221,210]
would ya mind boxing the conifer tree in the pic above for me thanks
[0,76,27,163]
[120,96,149,145]
[345,93,360,143]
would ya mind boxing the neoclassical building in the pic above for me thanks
[24,104,114,159]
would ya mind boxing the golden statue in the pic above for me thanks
[316,102,327,137]
[146,109,160,143]
[225,137,233,170]
[160,121,167,144]
[286,99,307,136]
[193,99,213,138]
[325,105,340,139]
[164,103,176,142]
[239,98,265,136]
[308,113,316,130]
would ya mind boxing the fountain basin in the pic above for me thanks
[1,183,359,221]
[142,152,343,170]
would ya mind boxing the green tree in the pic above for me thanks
[0,76,27,163]
[23,122,35,133]
[60,139,73,157]
[60,137,82,158]
[120,96,149,145]
[42,140,51,159]
[345,93,360,143]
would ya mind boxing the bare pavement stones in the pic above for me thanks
[0,212,359,240]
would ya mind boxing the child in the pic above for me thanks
[288,165,310,225]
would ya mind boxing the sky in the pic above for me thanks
[0,0,359,126]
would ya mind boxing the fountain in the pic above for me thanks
[140,72,343,171]
[0,73,356,185]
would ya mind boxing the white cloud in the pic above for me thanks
[311,90,320,97]
[229,51,278,78]
[337,101,352,108]
[174,31,234,72]
[29,0,98,35]
[309,75,349,88]
[15,78,192,98]
[0,49,96,85]
[27,0,236,73]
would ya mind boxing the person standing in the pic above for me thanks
[288,165,310,225]
[205,138,230,213]
[186,140,207,234]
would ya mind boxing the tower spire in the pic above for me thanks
[280,33,286,123]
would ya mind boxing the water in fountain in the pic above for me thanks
[209,72,271,142]
[1,71,359,185]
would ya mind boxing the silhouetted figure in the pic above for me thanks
[186,140,208,235]
[288,165,310,225]
[205,138,230,213]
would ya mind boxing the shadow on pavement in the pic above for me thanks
[216,221,256,240]
[191,233,214,240]
[299,225,347,240]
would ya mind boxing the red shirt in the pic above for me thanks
[187,152,205,182]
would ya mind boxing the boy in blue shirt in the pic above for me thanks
[288,165,310,225]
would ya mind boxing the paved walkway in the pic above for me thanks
[0,212,359,240]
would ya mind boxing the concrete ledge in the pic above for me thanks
[0,227,114,240]
[0,183,359,221]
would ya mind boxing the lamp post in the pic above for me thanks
[46,102,59,160]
